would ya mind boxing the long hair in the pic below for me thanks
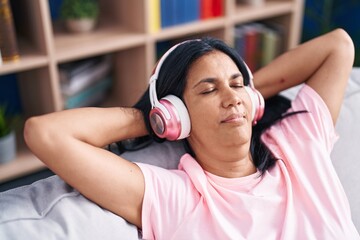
[120,37,297,173]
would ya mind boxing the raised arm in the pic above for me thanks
[24,107,148,228]
[254,28,355,124]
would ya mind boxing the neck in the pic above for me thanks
[194,146,257,178]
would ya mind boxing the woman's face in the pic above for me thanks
[183,50,253,160]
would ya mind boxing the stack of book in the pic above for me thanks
[234,23,283,72]
[59,55,112,109]
[149,0,223,33]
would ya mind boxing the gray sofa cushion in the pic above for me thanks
[0,175,139,240]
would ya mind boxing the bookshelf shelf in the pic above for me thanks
[232,2,294,24]
[0,38,48,75]
[153,18,226,41]
[0,0,304,183]
[54,27,146,63]
[0,55,48,75]
[0,139,46,183]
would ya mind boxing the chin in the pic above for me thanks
[220,135,251,147]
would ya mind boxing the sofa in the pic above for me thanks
[1,68,359,239]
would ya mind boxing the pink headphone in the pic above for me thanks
[149,40,265,141]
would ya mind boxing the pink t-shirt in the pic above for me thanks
[136,85,360,240]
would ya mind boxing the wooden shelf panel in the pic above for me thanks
[0,40,48,75]
[0,145,46,183]
[152,18,226,41]
[53,26,146,63]
[232,1,294,23]
[0,56,48,75]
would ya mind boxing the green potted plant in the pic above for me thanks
[60,0,99,33]
[0,105,17,164]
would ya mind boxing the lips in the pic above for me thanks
[221,113,246,123]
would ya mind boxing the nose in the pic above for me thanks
[221,87,242,108]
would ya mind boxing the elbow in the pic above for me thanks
[23,116,50,158]
[331,28,355,66]
[24,116,41,151]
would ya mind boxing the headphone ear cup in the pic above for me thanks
[244,86,265,125]
[149,95,191,141]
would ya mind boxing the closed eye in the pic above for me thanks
[230,81,245,90]
[230,73,244,89]
[201,88,216,94]
[231,84,244,89]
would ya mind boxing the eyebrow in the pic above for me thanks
[192,73,243,89]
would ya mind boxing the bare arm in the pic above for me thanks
[254,28,355,124]
[24,107,148,228]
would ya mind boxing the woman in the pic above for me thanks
[24,29,359,239]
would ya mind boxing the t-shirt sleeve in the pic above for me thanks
[284,84,338,153]
[135,162,197,240]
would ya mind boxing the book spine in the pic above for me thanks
[244,28,257,72]
[234,27,246,60]
[192,0,200,22]
[0,0,20,62]
[212,0,223,17]
[149,0,161,33]
[161,0,175,28]
[200,0,213,19]
[173,0,181,25]
[176,0,186,24]
[261,28,277,67]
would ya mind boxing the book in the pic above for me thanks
[200,0,213,19]
[261,28,279,67]
[60,55,112,97]
[160,0,174,28]
[242,25,260,72]
[234,26,246,60]
[149,0,161,33]
[64,76,112,109]
[212,0,223,17]
[0,0,19,62]
[264,22,284,56]
[185,0,200,23]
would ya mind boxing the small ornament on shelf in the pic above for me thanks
[0,0,20,63]
[60,0,99,34]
